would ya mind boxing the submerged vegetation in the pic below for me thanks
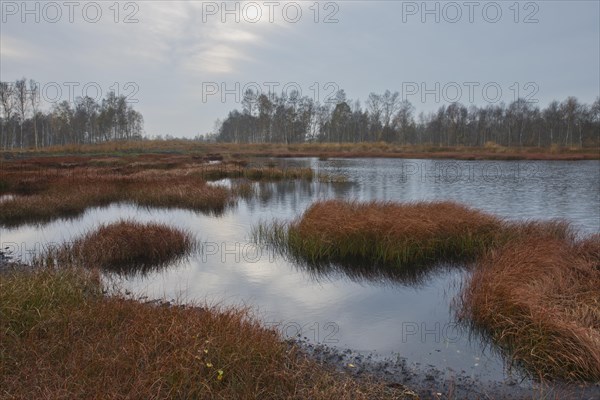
[44,221,197,274]
[0,266,415,399]
[255,199,599,381]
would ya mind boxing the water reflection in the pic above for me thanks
[285,255,468,288]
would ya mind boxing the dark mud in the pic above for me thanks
[294,338,600,400]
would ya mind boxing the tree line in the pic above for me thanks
[215,89,600,147]
[0,78,144,150]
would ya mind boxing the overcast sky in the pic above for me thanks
[1,0,599,137]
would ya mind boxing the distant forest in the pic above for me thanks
[215,89,600,148]
[2,77,598,150]
[0,78,144,150]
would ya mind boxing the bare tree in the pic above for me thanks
[29,79,40,148]
[0,82,15,149]
[392,100,415,144]
[381,90,401,128]
[14,78,28,149]
[560,97,579,147]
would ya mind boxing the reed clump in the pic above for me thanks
[196,163,314,181]
[0,267,413,399]
[318,173,349,183]
[256,200,504,267]
[48,221,196,274]
[0,183,121,226]
[460,235,600,381]
[128,179,231,213]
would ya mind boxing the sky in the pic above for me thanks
[1,0,599,137]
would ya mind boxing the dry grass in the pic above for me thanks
[459,235,600,382]
[254,200,575,270]
[46,221,196,274]
[0,155,321,227]
[0,267,415,399]
[4,140,598,160]
[0,173,231,227]
[255,200,505,268]
[254,200,598,381]
[317,173,349,183]
[197,163,314,181]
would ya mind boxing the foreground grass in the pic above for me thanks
[0,267,414,399]
[46,220,197,275]
[460,235,600,382]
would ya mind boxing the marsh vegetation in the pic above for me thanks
[0,266,415,399]
[0,154,319,227]
[1,152,598,398]
[42,220,197,275]
[255,199,600,382]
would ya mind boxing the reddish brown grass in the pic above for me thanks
[0,155,317,226]
[50,221,196,273]
[0,164,232,226]
[263,200,505,266]
[460,235,600,381]
[0,267,415,399]
[3,140,598,160]
[255,200,596,381]
[255,200,575,269]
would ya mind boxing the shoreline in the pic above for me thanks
[295,339,600,400]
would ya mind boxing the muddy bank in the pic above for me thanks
[294,339,600,400]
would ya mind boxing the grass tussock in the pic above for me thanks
[197,162,314,181]
[460,235,600,382]
[317,172,349,183]
[0,267,415,399]
[255,200,504,267]
[47,221,196,274]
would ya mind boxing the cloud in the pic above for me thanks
[0,35,38,61]
[87,2,274,75]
